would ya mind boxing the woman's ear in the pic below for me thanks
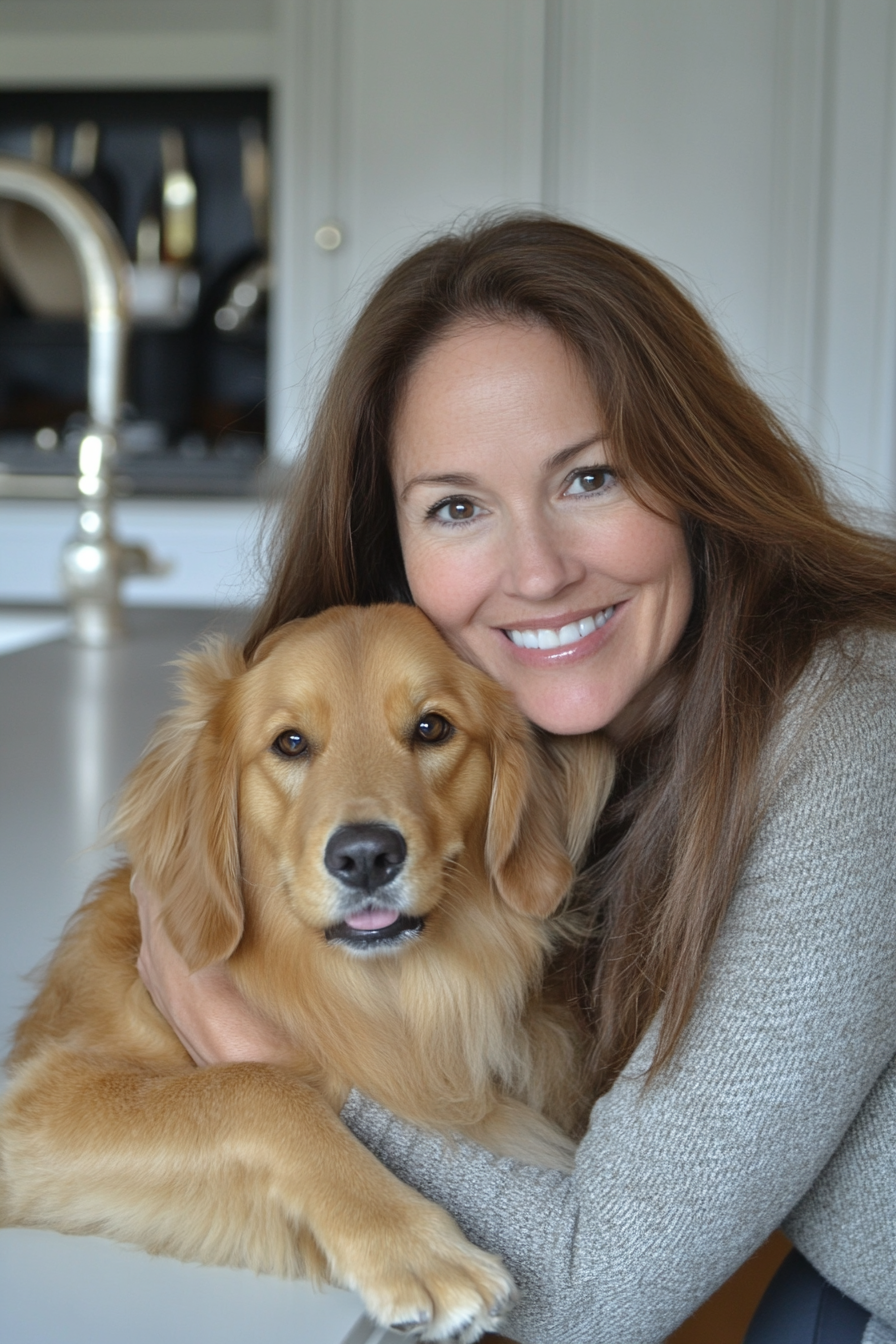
[485,699,615,918]
[114,638,246,971]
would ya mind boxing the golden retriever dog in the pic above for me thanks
[0,604,612,1342]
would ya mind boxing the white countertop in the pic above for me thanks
[0,608,379,1344]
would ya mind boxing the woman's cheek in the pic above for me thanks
[401,534,484,635]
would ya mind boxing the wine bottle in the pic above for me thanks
[69,120,121,230]
[135,127,198,267]
[160,127,197,263]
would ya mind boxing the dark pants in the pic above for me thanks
[745,1250,870,1344]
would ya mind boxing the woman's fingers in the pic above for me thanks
[131,874,293,1067]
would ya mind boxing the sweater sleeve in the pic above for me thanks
[341,636,896,1344]
[785,1049,896,1324]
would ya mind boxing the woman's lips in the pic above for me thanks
[498,602,624,663]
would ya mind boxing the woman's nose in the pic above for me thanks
[502,514,586,600]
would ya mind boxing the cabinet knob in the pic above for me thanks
[314,222,343,251]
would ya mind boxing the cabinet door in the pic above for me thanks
[273,0,545,455]
[332,0,544,296]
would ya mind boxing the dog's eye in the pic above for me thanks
[414,713,454,744]
[272,730,308,758]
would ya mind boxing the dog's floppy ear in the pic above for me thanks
[114,638,246,970]
[538,730,616,867]
[486,703,615,918]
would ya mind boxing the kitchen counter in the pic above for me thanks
[0,608,377,1344]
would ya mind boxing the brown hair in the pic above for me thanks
[247,214,896,1094]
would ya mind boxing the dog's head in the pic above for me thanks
[116,605,614,972]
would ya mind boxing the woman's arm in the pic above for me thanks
[341,636,896,1343]
[784,1050,896,1324]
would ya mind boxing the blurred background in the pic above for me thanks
[0,0,894,610]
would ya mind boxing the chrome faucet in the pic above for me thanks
[0,155,161,645]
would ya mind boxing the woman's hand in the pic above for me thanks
[133,875,293,1067]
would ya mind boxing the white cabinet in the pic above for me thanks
[0,498,267,606]
[545,1,783,374]
[811,0,896,502]
[271,0,896,504]
[271,0,546,452]
[331,0,544,280]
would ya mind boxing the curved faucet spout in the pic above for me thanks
[0,154,129,429]
[0,155,162,644]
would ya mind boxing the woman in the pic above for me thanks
[137,216,896,1343]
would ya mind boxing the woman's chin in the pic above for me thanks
[508,682,620,736]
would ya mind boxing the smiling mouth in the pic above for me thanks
[504,605,616,650]
[324,908,425,949]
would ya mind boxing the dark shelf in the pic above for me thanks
[0,86,271,495]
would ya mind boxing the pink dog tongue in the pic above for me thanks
[344,908,401,931]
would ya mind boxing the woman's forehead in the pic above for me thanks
[390,321,602,483]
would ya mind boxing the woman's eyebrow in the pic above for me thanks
[399,472,477,499]
[542,433,609,473]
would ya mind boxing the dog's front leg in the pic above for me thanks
[0,1047,514,1342]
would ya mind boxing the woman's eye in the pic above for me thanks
[564,467,616,497]
[272,730,308,758]
[414,713,454,744]
[427,496,483,524]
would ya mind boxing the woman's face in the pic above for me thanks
[391,321,693,736]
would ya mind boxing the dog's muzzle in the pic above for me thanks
[323,823,424,949]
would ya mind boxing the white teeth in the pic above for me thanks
[506,606,615,650]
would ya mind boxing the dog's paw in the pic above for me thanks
[371,1247,514,1344]
[329,1200,516,1343]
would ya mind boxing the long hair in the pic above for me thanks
[247,214,896,1094]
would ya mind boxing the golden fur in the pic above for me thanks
[0,604,613,1342]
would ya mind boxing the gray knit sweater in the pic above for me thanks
[342,631,896,1343]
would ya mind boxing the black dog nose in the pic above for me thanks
[324,825,407,891]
